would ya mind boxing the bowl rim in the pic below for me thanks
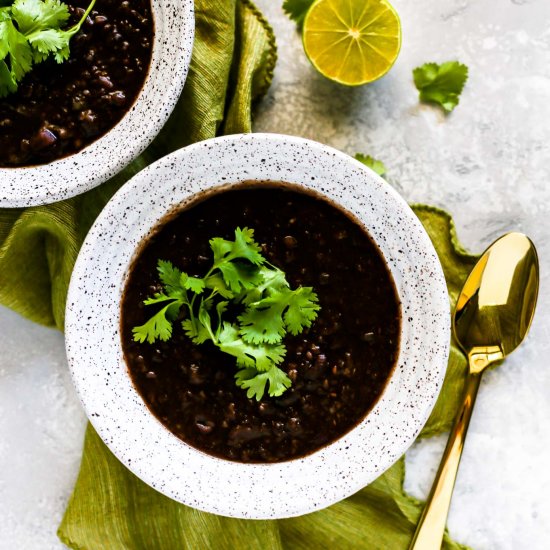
[0,0,195,208]
[65,133,450,519]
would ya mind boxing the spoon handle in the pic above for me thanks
[408,372,482,550]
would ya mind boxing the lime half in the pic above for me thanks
[303,0,402,86]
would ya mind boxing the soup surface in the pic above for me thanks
[121,184,401,463]
[0,0,153,167]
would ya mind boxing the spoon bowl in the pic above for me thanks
[454,232,539,372]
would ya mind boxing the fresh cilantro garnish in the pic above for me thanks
[0,0,96,98]
[133,228,321,401]
[355,153,387,177]
[282,0,315,28]
[413,61,468,113]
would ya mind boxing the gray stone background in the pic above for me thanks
[0,0,549,547]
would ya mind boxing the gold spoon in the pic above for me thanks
[409,232,539,550]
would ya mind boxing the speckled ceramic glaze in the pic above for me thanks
[0,0,194,208]
[66,133,450,519]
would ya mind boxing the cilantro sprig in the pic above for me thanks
[0,0,96,98]
[132,228,321,401]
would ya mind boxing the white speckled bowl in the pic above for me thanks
[66,133,450,519]
[0,0,194,208]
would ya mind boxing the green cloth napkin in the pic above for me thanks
[0,1,483,549]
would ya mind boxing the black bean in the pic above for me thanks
[30,128,57,151]
[98,76,114,89]
[283,235,298,249]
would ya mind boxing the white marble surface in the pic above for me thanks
[1,0,549,548]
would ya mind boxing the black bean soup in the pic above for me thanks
[121,184,401,463]
[0,0,153,167]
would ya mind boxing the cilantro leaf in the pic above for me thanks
[12,0,69,35]
[210,227,264,266]
[283,0,315,28]
[51,39,67,62]
[235,366,292,400]
[235,368,268,400]
[232,227,264,265]
[27,27,64,62]
[143,292,177,307]
[4,18,31,81]
[198,301,216,341]
[413,61,468,113]
[283,286,321,335]
[204,272,234,299]
[181,273,205,294]
[182,318,211,345]
[132,303,180,344]
[218,322,286,372]
[239,266,288,305]
[238,294,287,344]
[215,300,229,337]
[355,153,387,177]
[218,261,263,293]
[157,260,183,291]
[0,59,16,96]
[209,237,233,264]
[0,19,9,57]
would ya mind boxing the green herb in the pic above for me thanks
[282,0,314,28]
[413,61,468,113]
[133,228,321,401]
[355,153,387,177]
[0,0,96,98]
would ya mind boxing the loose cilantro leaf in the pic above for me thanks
[413,61,468,113]
[133,227,321,400]
[355,153,387,177]
[0,0,96,98]
[283,0,315,29]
